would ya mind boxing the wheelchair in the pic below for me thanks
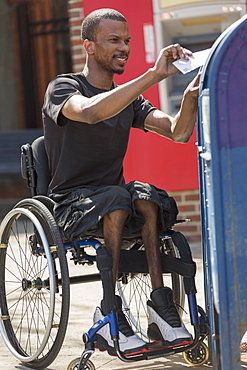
[0,136,210,370]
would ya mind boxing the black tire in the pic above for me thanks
[0,199,70,369]
[116,236,185,340]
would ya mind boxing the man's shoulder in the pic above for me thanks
[44,73,87,98]
[51,72,85,85]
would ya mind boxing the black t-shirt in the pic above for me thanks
[42,73,156,194]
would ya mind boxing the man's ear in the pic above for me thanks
[83,39,95,54]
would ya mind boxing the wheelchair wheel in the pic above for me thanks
[67,358,96,370]
[0,199,70,369]
[116,237,184,340]
[182,341,209,366]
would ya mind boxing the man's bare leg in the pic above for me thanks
[134,199,192,346]
[103,209,129,285]
[134,199,163,290]
[95,208,148,356]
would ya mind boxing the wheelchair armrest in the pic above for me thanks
[21,143,37,196]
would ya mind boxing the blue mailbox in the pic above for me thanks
[197,15,247,369]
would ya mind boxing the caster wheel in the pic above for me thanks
[67,357,96,370]
[182,341,209,367]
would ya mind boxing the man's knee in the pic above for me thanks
[103,187,131,227]
[134,199,158,214]
[104,209,129,224]
[110,186,131,202]
[102,185,131,209]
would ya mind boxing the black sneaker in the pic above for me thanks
[147,287,192,348]
[94,295,148,356]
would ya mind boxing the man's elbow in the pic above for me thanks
[172,132,192,143]
[83,106,102,124]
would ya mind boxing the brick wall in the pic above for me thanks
[171,189,202,243]
[68,0,86,72]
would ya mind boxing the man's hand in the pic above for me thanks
[151,44,193,81]
[183,72,201,103]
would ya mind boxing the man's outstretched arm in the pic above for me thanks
[144,72,200,143]
[61,44,192,125]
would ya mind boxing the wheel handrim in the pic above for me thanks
[0,208,56,362]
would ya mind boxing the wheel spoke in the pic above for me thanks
[0,203,70,368]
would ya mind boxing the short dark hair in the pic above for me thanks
[81,8,127,42]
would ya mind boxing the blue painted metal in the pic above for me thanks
[64,238,102,251]
[188,294,199,326]
[85,311,118,343]
[198,14,247,369]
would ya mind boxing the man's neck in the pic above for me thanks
[82,65,114,90]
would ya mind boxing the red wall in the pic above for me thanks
[83,0,199,191]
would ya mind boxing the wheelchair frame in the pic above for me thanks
[0,137,210,370]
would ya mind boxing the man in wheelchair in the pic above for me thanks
[42,8,200,358]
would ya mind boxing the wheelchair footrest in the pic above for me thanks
[114,340,193,363]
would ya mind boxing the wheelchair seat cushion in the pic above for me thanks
[50,180,178,240]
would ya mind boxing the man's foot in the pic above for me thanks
[147,287,193,348]
[94,295,148,356]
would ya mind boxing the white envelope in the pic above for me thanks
[173,48,211,74]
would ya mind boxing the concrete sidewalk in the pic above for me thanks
[0,243,246,369]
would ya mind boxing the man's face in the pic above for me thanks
[92,18,131,75]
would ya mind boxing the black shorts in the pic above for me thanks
[51,181,178,240]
